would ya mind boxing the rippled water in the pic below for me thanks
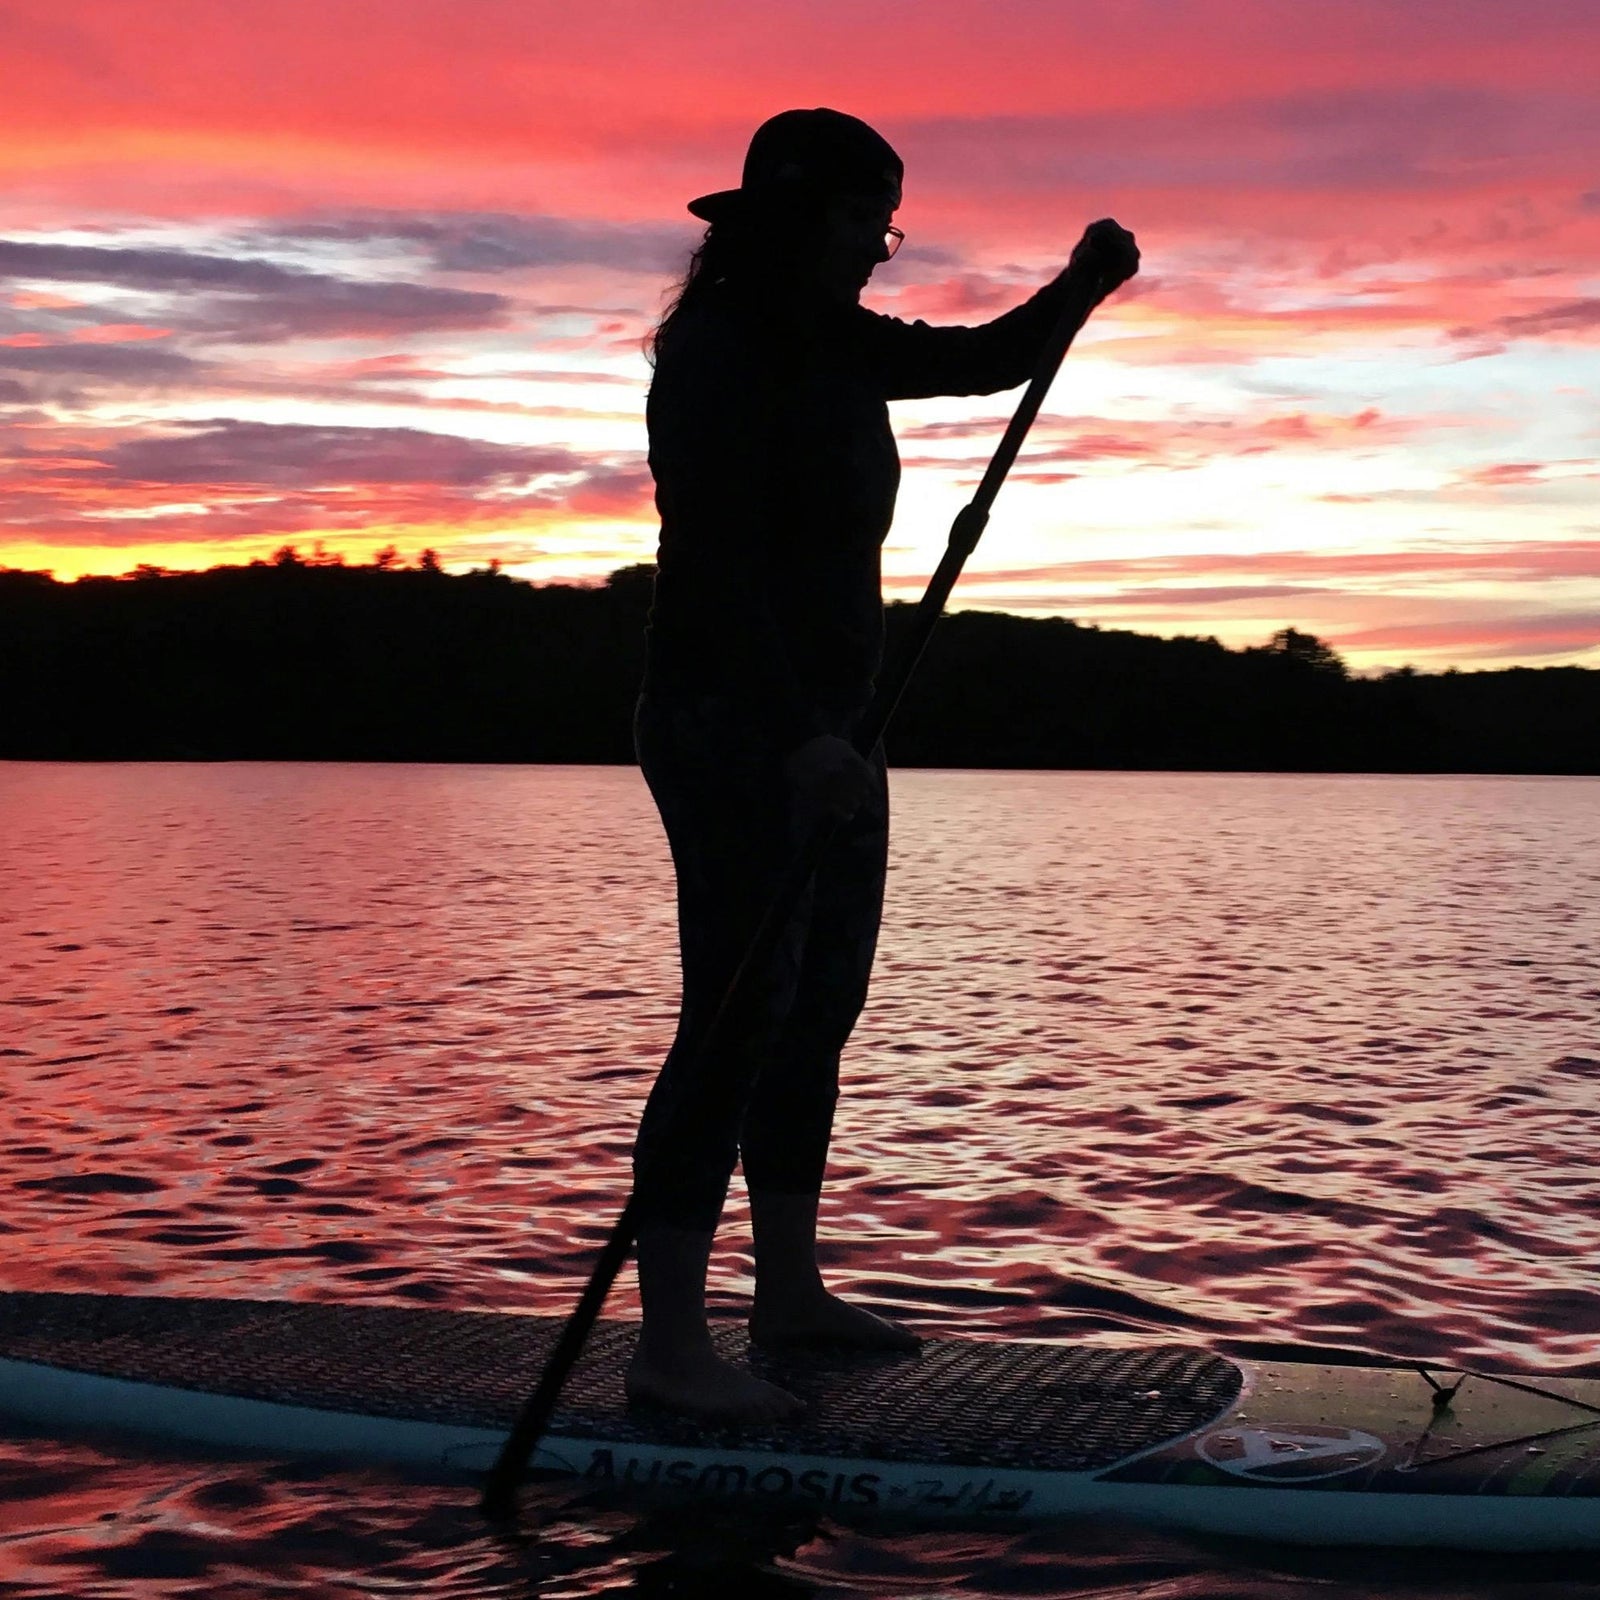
[2,761,1597,1596]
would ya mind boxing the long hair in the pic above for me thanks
[648,192,831,365]
[648,226,730,365]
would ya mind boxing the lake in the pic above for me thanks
[2,762,1598,1597]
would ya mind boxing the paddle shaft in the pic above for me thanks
[480,266,1109,1521]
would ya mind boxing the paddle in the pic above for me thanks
[481,251,1122,1522]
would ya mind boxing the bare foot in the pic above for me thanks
[625,1339,803,1424]
[749,1288,921,1352]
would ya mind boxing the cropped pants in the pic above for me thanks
[631,691,889,1233]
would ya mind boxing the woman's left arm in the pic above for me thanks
[859,218,1139,400]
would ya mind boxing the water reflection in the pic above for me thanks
[3,764,1598,1364]
[2,1437,1595,1599]
[1,763,1598,1595]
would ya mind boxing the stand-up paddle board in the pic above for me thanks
[1,1293,1596,1551]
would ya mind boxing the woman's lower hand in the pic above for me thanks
[784,733,874,824]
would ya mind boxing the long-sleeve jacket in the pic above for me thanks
[642,268,1085,752]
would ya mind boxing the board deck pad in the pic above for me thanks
[0,1292,1241,1472]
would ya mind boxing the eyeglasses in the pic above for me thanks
[884,225,904,259]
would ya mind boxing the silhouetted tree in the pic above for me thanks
[605,563,657,603]
[1265,626,1348,678]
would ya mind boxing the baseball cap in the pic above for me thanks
[688,108,903,223]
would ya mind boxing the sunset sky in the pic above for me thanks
[2,0,1598,672]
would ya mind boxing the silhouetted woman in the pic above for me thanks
[631,108,1138,1421]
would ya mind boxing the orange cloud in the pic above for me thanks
[0,416,656,573]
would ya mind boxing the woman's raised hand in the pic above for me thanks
[1070,218,1140,293]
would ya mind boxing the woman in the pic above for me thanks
[630,108,1138,1422]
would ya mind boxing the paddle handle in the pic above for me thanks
[480,265,1110,1521]
[855,266,1108,756]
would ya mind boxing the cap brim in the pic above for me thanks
[687,189,743,222]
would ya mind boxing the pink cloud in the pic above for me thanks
[1330,612,1600,659]
[70,323,173,343]
[1465,462,1548,486]
[917,536,1600,639]
[902,405,1427,472]
[958,540,1600,589]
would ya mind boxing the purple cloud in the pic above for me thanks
[104,418,586,488]
[0,239,511,342]
[255,210,698,276]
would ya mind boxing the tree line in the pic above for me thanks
[1,551,1595,772]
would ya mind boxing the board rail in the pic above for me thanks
[2,1293,1597,1552]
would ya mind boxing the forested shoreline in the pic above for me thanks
[2,554,1595,772]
